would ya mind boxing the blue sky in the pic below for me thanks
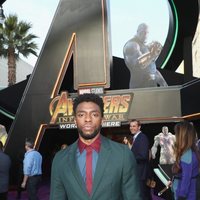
[3,0,169,66]
[4,0,60,66]
[110,0,169,58]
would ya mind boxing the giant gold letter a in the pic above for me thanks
[5,0,111,157]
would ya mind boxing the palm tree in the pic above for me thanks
[0,14,38,86]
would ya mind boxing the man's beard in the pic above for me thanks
[78,126,101,140]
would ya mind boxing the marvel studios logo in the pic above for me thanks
[78,87,104,95]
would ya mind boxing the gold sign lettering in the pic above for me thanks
[49,92,133,125]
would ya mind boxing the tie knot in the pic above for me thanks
[85,145,92,153]
[78,136,101,153]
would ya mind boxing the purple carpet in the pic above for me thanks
[8,183,166,200]
[8,181,50,200]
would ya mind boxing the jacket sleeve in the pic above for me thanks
[50,152,68,200]
[177,150,192,197]
[133,134,149,163]
[122,146,142,200]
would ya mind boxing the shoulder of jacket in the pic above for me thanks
[181,149,192,164]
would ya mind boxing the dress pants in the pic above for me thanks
[27,175,42,200]
[140,180,152,200]
[0,192,8,200]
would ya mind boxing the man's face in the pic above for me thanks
[74,102,103,141]
[130,121,141,135]
[138,27,149,43]
[25,144,28,151]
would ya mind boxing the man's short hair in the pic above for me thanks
[130,119,141,126]
[73,93,104,117]
[25,138,34,148]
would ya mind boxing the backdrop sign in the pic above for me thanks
[49,91,133,128]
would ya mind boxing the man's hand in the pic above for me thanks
[21,175,28,188]
[151,154,155,159]
[21,181,26,188]
[123,137,128,144]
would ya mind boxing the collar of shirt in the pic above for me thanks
[25,149,35,155]
[133,131,141,141]
[78,135,101,154]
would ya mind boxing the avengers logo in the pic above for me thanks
[49,91,133,128]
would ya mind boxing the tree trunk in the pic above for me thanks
[8,47,16,86]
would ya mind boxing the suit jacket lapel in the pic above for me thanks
[68,142,88,195]
[91,136,111,197]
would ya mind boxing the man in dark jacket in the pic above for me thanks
[50,93,142,200]
[0,141,11,200]
[130,119,151,200]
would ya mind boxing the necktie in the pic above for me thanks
[86,146,93,195]
[132,137,135,144]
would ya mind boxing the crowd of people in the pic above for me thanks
[0,93,200,200]
[124,121,200,200]
[0,138,42,200]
